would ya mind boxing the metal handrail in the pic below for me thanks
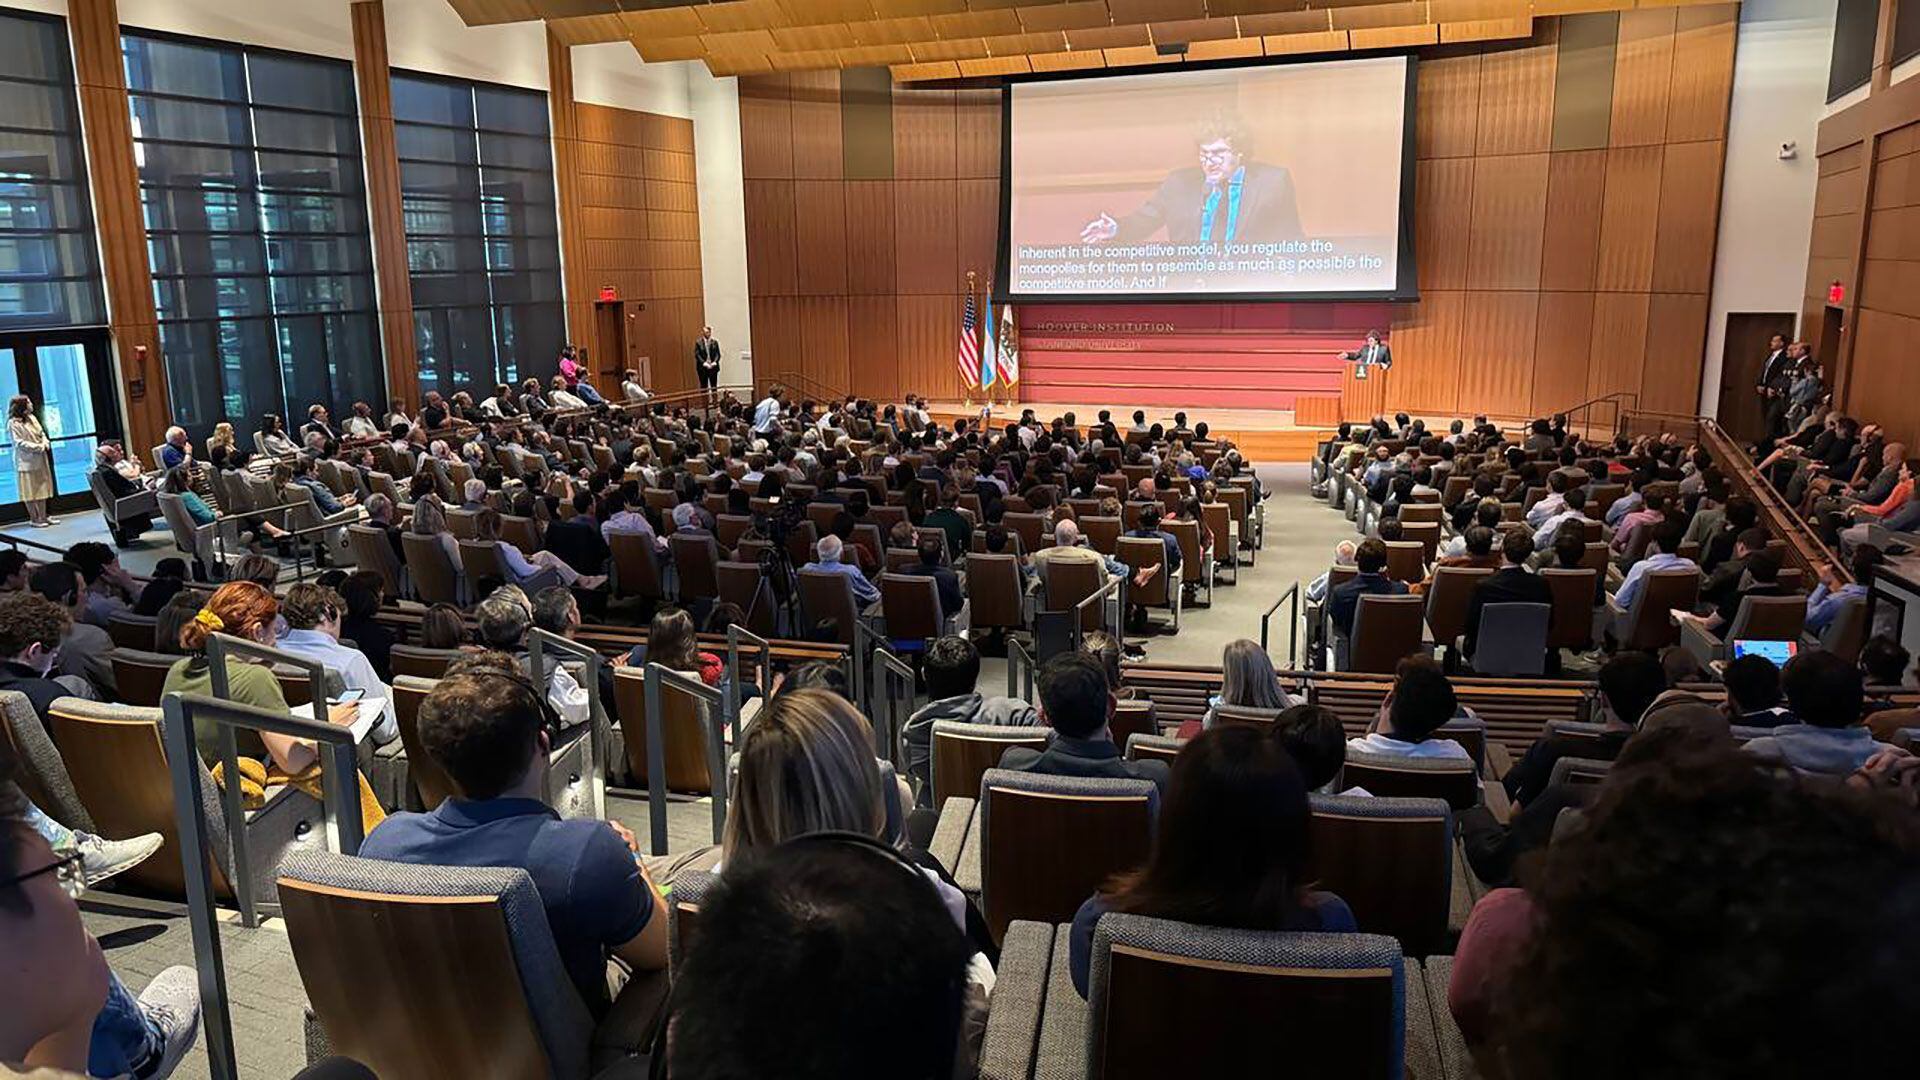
[527,629,609,820]
[869,645,916,769]
[771,369,847,404]
[642,662,728,853]
[1007,634,1036,703]
[1071,575,1123,651]
[204,632,333,928]
[164,691,363,1080]
[852,617,890,714]
[0,530,74,556]
[726,624,772,743]
[1696,417,1848,583]
[1260,581,1302,667]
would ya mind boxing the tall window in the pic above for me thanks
[0,10,107,331]
[392,72,564,397]
[124,32,383,436]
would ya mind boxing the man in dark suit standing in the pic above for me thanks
[1337,330,1393,377]
[693,326,722,394]
[1080,112,1301,247]
[1756,333,1794,439]
[998,653,1169,794]
[1462,529,1554,664]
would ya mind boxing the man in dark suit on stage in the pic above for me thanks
[1080,112,1302,247]
[694,326,722,393]
[1337,330,1392,377]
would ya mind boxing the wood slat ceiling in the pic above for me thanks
[447,0,1722,79]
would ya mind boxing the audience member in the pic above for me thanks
[1745,649,1878,775]
[1067,724,1355,997]
[1347,659,1470,761]
[999,653,1169,793]
[902,636,1039,808]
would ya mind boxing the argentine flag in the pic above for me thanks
[980,291,998,388]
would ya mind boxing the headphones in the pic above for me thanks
[449,665,565,737]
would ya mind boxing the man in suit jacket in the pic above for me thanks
[1756,333,1793,436]
[693,326,722,392]
[1337,330,1393,375]
[1080,114,1301,247]
[998,653,1169,794]
[1463,529,1554,661]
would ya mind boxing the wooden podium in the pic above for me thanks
[1339,360,1389,422]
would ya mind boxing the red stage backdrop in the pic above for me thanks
[1016,303,1393,411]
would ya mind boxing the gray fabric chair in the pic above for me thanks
[346,525,408,599]
[976,920,1055,1080]
[1681,594,1808,667]
[1418,955,1480,1080]
[666,868,719,974]
[156,490,240,579]
[0,689,95,833]
[278,849,594,1080]
[1086,913,1408,1079]
[88,468,157,546]
[1469,602,1552,677]
[284,481,359,565]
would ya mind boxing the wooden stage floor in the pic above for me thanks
[928,400,1333,461]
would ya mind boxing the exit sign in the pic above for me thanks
[1829,281,1845,305]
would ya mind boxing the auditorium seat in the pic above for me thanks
[1,689,94,835]
[48,697,319,903]
[714,560,778,637]
[611,667,722,797]
[106,610,159,651]
[1341,750,1480,812]
[797,568,865,645]
[1123,732,1184,765]
[667,533,720,606]
[987,914,1418,1080]
[976,769,1159,943]
[1309,793,1455,957]
[280,850,605,1080]
[110,647,178,707]
[1680,594,1807,667]
[387,644,462,680]
[1607,569,1700,650]
[608,531,667,605]
[1469,603,1553,677]
[1117,535,1181,631]
[929,720,1049,809]
[1383,540,1426,584]
[346,525,409,599]
[1342,594,1427,673]
[1166,518,1212,603]
[1424,565,1495,657]
[401,533,463,605]
[964,552,1028,638]
[1541,567,1601,653]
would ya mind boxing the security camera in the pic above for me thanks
[1779,141,1798,160]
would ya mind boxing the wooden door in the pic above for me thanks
[1715,312,1797,444]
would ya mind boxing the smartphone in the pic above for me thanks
[330,688,366,705]
[1731,640,1798,666]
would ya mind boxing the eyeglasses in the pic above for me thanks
[1198,147,1238,163]
[2,850,85,899]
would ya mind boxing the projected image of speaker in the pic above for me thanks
[1000,55,1418,303]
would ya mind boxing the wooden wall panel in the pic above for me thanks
[1532,291,1595,415]
[1586,291,1651,400]
[893,87,957,179]
[1650,139,1725,293]
[744,179,800,296]
[1609,8,1677,147]
[1466,153,1550,289]
[1456,291,1539,415]
[740,75,794,179]
[798,296,852,393]
[1665,4,1737,144]
[788,69,844,179]
[1387,289,1466,416]
[1415,158,1476,291]
[1539,149,1607,291]
[893,179,960,295]
[792,181,850,295]
[896,294,960,400]
[1594,145,1664,292]
[957,178,999,283]
[1640,292,1709,414]
[1417,52,1482,159]
[1475,36,1556,156]
[955,87,1002,178]
[845,180,898,295]
[848,296,900,402]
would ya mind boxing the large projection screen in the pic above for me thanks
[1000,55,1418,302]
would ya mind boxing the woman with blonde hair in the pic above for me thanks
[9,395,54,527]
[723,689,885,861]
[1178,638,1296,739]
[160,582,384,829]
[408,495,461,566]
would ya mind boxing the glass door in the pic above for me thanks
[0,328,119,516]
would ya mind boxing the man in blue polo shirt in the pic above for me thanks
[359,664,668,1040]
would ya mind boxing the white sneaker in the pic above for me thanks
[77,831,165,887]
[134,966,201,1080]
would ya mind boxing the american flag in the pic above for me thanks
[957,290,980,390]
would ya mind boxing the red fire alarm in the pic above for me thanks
[599,284,618,302]
[1828,280,1845,305]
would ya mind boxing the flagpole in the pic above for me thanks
[962,269,977,410]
